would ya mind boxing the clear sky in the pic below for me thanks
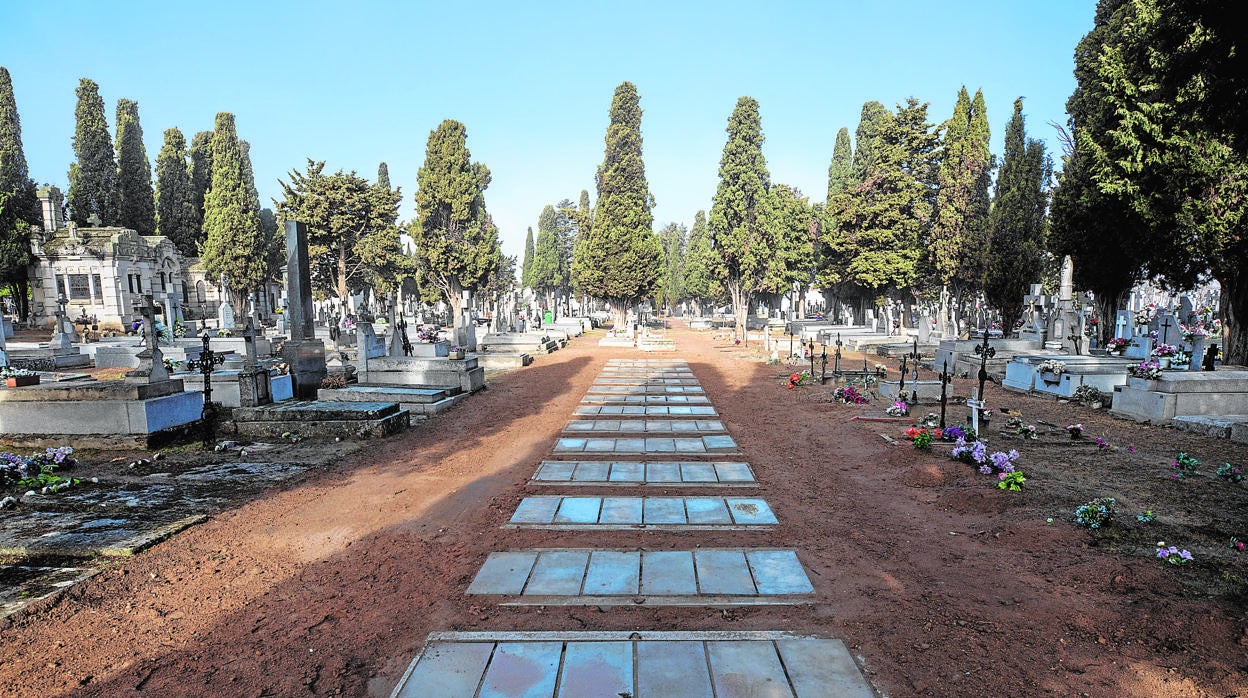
[2,0,1096,261]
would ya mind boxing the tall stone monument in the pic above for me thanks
[279,221,327,399]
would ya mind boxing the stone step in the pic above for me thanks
[563,419,726,435]
[586,385,704,395]
[505,496,777,529]
[574,405,719,417]
[592,377,701,386]
[553,435,738,455]
[390,631,874,698]
[230,400,411,439]
[580,394,712,405]
[531,460,756,486]
[466,548,813,603]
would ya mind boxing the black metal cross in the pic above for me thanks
[397,313,413,356]
[938,359,952,429]
[973,331,995,422]
[833,332,843,375]
[186,332,226,445]
[899,355,908,394]
[820,346,829,384]
[807,340,816,375]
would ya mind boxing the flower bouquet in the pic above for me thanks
[1037,359,1067,375]
[1127,360,1163,380]
[415,325,441,343]
[1151,343,1178,358]
[1105,337,1129,354]
[885,400,909,417]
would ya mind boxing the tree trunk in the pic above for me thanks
[1221,272,1246,366]
[447,279,465,330]
[336,245,348,312]
[728,280,748,345]
[608,299,629,332]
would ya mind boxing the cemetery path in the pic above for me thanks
[1,323,1246,697]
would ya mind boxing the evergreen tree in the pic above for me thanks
[411,119,501,327]
[277,160,404,302]
[531,204,567,313]
[188,130,213,237]
[656,221,687,313]
[67,78,118,226]
[709,96,777,343]
[821,99,938,304]
[199,112,267,302]
[114,99,157,234]
[376,162,391,191]
[571,82,661,329]
[767,184,817,312]
[0,66,38,313]
[926,87,993,318]
[682,209,719,314]
[851,101,890,183]
[521,226,535,288]
[826,127,853,201]
[154,127,198,256]
[983,98,1051,334]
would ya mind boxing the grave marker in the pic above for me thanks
[279,221,327,399]
[124,294,170,384]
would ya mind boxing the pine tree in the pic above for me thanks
[188,130,213,236]
[521,226,535,289]
[200,113,267,302]
[927,87,993,310]
[155,128,198,256]
[114,99,157,235]
[1,66,38,302]
[531,204,566,314]
[376,162,391,191]
[411,119,501,327]
[709,96,777,343]
[826,127,853,201]
[682,210,719,314]
[67,78,118,226]
[571,82,661,329]
[984,98,1051,334]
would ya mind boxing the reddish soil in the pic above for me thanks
[1,323,1246,697]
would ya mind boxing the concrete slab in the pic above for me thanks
[555,641,632,698]
[641,551,697,595]
[607,461,643,481]
[466,552,538,595]
[685,497,733,524]
[637,641,714,697]
[643,497,688,524]
[393,641,494,698]
[477,641,562,697]
[682,462,719,482]
[563,419,726,434]
[728,498,779,525]
[598,497,643,524]
[778,638,876,697]
[547,436,741,455]
[524,551,589,595]
[708,640,792,697]
[570,461,610,481]
[0,565,99,620]
[748,550,815,594]
[582,552,640,595]
[533,462,576,481]
[507,497,777,530]
[509,497,561,524]
[553,497,601,524]
[646,461,682,482]
[695,550,755,595]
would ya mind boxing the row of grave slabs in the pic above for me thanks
[391,358,876,696]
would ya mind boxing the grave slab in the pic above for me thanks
[637,641,714,697]
[524,551,589,595]
[582,552,640,595]
[695,550,756,595]
[708,640,793,697]
[748,550,815,594]
[477,642,562,698]
[465,552,538,596]
[553,497,601,524]
[555,641,632,698]
[641,551,697,595]
[685,497,733,524]
[598,497,643,524]
[505,497,777,529]
[392,641,495,698]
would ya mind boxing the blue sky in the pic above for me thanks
[3,0,1096,261]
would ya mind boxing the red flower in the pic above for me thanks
[904,427,920,440]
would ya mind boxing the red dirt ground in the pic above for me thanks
[1,323,1246,697]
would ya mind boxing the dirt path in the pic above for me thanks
[1,325,1245,697]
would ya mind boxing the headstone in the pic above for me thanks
[358,320,387,360]
[1114,310,1133,339]
[1178,296,1195,325]
[124,295,170,384]
[218,275,236,330]
[51,295,79,348]
[1157,311,1183,348]
[917,312,932,343]
[0,315,8,368]
[279,221,327,399]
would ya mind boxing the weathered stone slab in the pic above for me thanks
[581,552,640,595]
[476,642,562,697]
[466,552,538,596]
[637,641,714,697]
[556,641,633,698]
[728,498,778,525]
[641,551,697,595]
[685,497,732,524]
[392,641,494,698]
[524,551,589,595]
[708,640,793,697]
[777,638,876,697]
[695,550,755,595]
[748,550,815,594]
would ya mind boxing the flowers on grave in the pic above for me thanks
[997,470,1026,491]
[1134,303,1157,325]
[1127,360,1163,380]
[1156,545,1193,566]
[1066,423,1084,439]
[1037,359,1067,375]
[1171,452,1200,479]
[941,426,967,442]
[874,363,888,376]
[1151,343,1178,358]
[1230,537,1245,552]
[1074,497,1117,529]
[1180,324,1208,343]
[832,385,868,404]
[1137,510,1156,523]
[342,316,357,330]
[1215,463,1244,483]
[415,325,441,343]
[271,361,291,375]
[0,367,35,378]
[911,428,938,450]
[1,447,78,491]
[919,413,940,429]
[319,373,347,389]
[162,358,181,372]
[1072,385,1106,407]
[172,320,187,338]
[217,328,233,338]
[1105,337,1130,353]
[1005,415,1023,429]
[885,400,909,417]
[1016,424,1038,440]
[786,371,813,389]
[950,437,1020,477]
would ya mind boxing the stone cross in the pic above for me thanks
[967,389,985,435]
[51,294,78,348]
[125,295,169,383]
[240,316,260,370]
[86,213,102,227]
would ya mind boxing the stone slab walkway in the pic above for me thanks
[573,404,719,416]
[579,394,711,405]
[562,419,726,434]
[505,496,777,528]
[466,548,814,603]
[553,435,738,454]
[392,631,874,698]
[531,460,755,486]
[585,385,705,395]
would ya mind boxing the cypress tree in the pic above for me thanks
[67,78,119,226]
[521,227,535,289]
[927,87,993,302]
[411,119,501,328]
[531,204,564,312]
[656,221,687,314]
[377,162,391,191]
[200,113,267,302]
[571,82,661,329]
[188,130,213,235]
[984,98,1051,334]
[709,96,777,343]
[826,127,853,200]
[767,184,816,311]
[682,210,718,314]
[0,67,36,318]
[851,101,890,183]
[155,127,198,255]
[114,99,157,235]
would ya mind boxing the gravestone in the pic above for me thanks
[917,310,932,343]
[236,317,272,407]
[1178,297,1195,325]
[1114,310,1134,339]
[217,275,236,330]
[50,295,79,349]
[358,320,388,362]
[125,295,170,384]
[1157,311,1183,348]
[278,221,327,399]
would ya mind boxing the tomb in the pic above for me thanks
[1111,369,1248,425]
[1002,355,1133,398]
